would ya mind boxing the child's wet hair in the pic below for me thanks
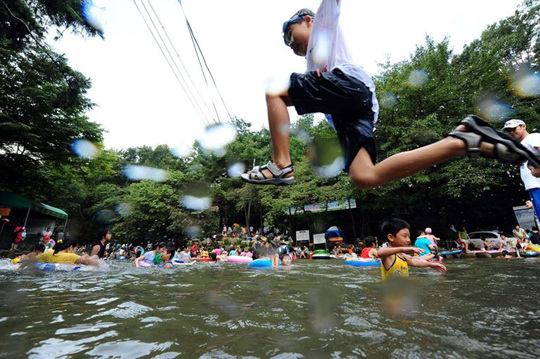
[381,218,410,237]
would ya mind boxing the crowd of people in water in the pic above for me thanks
[7,218,540,278]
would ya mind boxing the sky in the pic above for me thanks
[48,0,524,152]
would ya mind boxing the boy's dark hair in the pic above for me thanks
[282,8,315,45]
[97,228,110,240]
[363,236,375,248]
[381,218,410,237]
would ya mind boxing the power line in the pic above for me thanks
[177,0,232,123]
[132,0,214,126]
[144,0,219,125]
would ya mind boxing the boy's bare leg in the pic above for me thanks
[349,126,494,189]
[247,91,295,178]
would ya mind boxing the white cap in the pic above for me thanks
[502,119,525,130]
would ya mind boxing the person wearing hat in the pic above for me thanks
[503,119,540,221]
[241,0,540,189]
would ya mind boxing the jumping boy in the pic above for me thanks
[241,0,540,188]
[378,218,446,280]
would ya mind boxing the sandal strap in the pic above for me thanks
[266,161,294,178]
[448,130,482,158]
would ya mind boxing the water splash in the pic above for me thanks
[72,139,100,159]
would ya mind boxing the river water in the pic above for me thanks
[0,258,539,358]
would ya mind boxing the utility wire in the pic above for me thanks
[177,0,232,124]
[132,0,212,126]
[144,0,218,125]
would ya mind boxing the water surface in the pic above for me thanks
[0,258,539,358]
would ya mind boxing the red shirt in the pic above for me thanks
[360,247,373,259]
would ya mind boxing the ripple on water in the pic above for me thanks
[28,330,118,357]
[86,339,174,358]
[89,301,152,319]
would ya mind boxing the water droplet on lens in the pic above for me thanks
[115,203,132,217]
[227,162,245,178]
[407,69,429,87]
[308,138,344,178]
[265,74,291,95]
[170,143,192,158]
[476,96,513,122]
[72,139,100,159]
[380,93,397,108]
[185,225,202,238]
[198,124,237,157]
[123,165,168,182]
[95,209,116,224]
[81,0,107,38]
[181,184,212,210]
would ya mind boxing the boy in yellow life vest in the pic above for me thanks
[378,218,447,280]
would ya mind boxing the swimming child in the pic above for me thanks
[377,218,446,280]
[241,0,540,188]
[35,238,99,266]
[359,236,378,259]
[414,230,436,261]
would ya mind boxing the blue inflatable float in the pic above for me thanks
[344,259,380,267]
[249,258,282,269]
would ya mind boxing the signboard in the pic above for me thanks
[513,205,537,230]
[313,233,326,244]
[286,199,357,215]
[0,207,11,216]
[296,230,310,242]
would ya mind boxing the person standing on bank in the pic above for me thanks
[503,119,540,223]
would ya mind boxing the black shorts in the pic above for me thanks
[288,68,377,172]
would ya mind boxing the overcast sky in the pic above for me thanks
[49,0,523,151]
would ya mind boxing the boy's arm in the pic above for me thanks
[405,255,447,272]
[377,247,423,259]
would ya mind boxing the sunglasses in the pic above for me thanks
[283,14,309,46]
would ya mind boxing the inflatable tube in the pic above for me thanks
[526,244,540,253]
[524,250,540,257]
[344,259,380,267]
[34,262,80,271]
[439,249,462,258]
[227,255,253,263]
[196,257,212,262]
[249,258,281,269]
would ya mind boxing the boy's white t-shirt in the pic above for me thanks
[520,132,540,190]
[306,0,379,123]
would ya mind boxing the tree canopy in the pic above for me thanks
[1,0,539,244]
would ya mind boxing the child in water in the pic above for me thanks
[377,218,446,280]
